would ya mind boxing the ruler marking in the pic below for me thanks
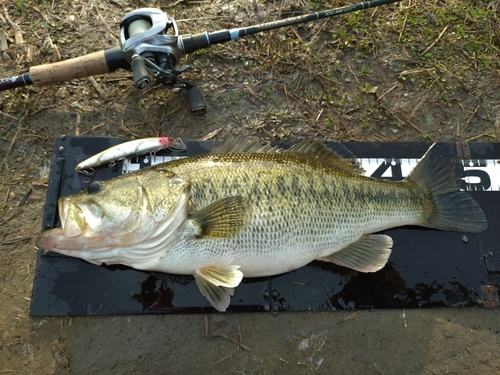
[122,157,500,191]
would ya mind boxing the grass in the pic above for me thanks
[212,0,500,141]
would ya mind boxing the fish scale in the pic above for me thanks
[160,153,426,276]
[36,138,487,311]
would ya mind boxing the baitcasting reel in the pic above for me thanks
[120,8,206,114]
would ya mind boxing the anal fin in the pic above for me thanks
[194,265,243,311]
[316,234,393,273]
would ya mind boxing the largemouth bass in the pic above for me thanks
[36,138,487,311]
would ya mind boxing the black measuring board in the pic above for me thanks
[30,136,500,316]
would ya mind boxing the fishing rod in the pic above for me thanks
[0,0,402,114]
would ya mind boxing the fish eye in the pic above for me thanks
[88,180,104,194]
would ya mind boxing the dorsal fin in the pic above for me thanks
[287,139,364,174]
[211,136,280,154]
[211,136,364,174]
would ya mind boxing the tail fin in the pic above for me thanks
[406,142,487,233]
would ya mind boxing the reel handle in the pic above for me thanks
[131,57,150,89]
[187,86,206,114]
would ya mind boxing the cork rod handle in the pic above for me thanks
[29,50,111,87]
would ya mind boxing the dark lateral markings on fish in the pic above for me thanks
[123,156,499,192]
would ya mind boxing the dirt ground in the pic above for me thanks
[1,0,500,373]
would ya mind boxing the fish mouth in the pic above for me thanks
[58,197,104,238]
[36,190,190,269]
[38,190,148,254]
[35,197,108,252]
[59,197,83,237]
[35,226,109,252]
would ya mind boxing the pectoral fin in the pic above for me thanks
[316,234,393,273]
[190,196,250,238]
[194,265,243,311]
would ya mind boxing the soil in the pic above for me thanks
[1,0,500,374]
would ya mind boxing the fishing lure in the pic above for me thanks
[76,137,187,173]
